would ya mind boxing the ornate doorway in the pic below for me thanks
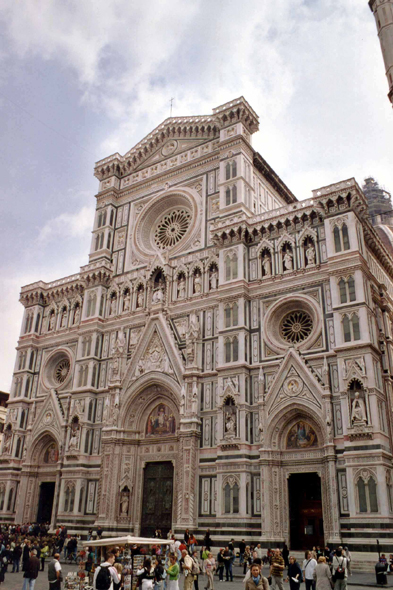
[141,461,174,537]
[288,472,324,550]
[37,481,56,523]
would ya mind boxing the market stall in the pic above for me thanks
[76,536,169,590]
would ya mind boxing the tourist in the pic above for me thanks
[22,548,40,590]
[190,550,201,590]
[182,549,194,590]
[22,539,31,571]
[282,543,289,568]
[48,553,62,590]
[254,544,263,560]
[239,540,246,565]
[40,540,49,571]
[331,547,348,590]
[154,557,165,590]
[270,549,285,590]
[97,526,103,539]
[216,549,225,582]
[184,530,190,547]
[189,533,197,555]
[245,563,269,590]
[223,547,233,582]
[203,531,212,552]
[313,556,331,590]
[137,558,155,590]
[94,552,121,590]
[343,547,352,575]
[12,543,22,573]
[166,554,180,590]
[243,547,252,575]
[302,551,317,590]
[204,552,215,590]
[113,563,123,590]
[286,556,302,590]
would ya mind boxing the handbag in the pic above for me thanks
[267,575,272,586]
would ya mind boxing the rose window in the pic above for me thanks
[280,311,313,344]
[54,359,70,384]
[154,209,192,249]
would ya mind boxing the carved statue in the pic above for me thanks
[110,297,117,316]
[193,272,202,295]
[225,411,236,437]
[177,276,186,299]
[258,367,265,398]
[351,392,367,425]
[283,251,293,271]
[60,309,67,328]
[120,490,130,515]
[152,279,165,304]
[73,306,80,324]
[189,312,200,340]
[262,254,271,277]
[209,269,218,290]
[103,396,110,423]
[180,384,186,415]
[192,382,198,414]
[123,291,131,312]
[115,331,126,355]
[306,245,316,266]
[137,289,144,308]
[69,422,80,451]
[3,427,12,454]
[48,313,55,331]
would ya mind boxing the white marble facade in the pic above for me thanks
[1,97,393,550]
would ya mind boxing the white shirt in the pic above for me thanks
[302,558,317,580]
[49,561,62,584]
[93,562,120,590]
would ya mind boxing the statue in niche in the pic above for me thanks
[112,392,120,426]
[189,312,200,340]
[177,275,186,299]
[225,411,236,437]
[193,271,202,295]
[180,384,186,415]
[60,309,67,328]
[209,268,218,290]
[283,250,293,271]
[73,305,80,324]
[123,291,131,312]
[152,279,165,304]
[186,312,200,364]
[351,392,367,425]
[120,488,130,516]
[110,297,117,316]
[306,244,316,266]
[115,331,126,355]
[137,288,144,308]
[103,396,110,423]
[68,419,80,451]
[48,313,55,331]
[258,367,265,398]
[262,254,271,277]
[3,426,12,454]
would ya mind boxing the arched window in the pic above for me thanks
[15,437,21,458]
[34,313,41,333]
[7,488,14,512]
[106,232,112,250]
[232,337,239,362]
[339,279,347,304]
[20,410,26,429]
[64,488,70,512]
[348,276,356,301]
[225,340,231,363]
[225,256,232,281]
[24,378,31,398]
[232,483,239,513]
[352,314,360,341]
[223,480,240,514]
[110,210,114,226]
[88,400,94,422]
[29,351,35,370]
[225,307,231,329]
[357,474,378,513]
[225,187,231,207]
[78,487,85,513]
[225,162,231,181]
[232,184,237,204]
[231,160,237,178]
[232,302,238,326]
[91,365,97,388]
[69,487,75,512]
[232,254,238,279]
[102,210,107,226]
[342,224,350,250]
[95,234,100,251]
[343,315,351,342]
[224,483,231,514]
[99,232,104,249]
[334,226,342,253]
[0,487,5,511]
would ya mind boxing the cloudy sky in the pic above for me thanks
[0,0,392,391]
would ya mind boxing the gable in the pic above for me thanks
[31,388,65,441]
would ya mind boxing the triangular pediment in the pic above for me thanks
[123,314,184,385]
[133,138,212,173]
[31,388,65,441]
[266,349,323,416]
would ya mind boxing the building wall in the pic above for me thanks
[1,98,393,550]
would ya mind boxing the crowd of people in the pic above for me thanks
[0,522,372,590]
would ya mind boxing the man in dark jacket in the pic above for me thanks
[12,543,22,572]
[23,549,40,590]
[22,540,31,572]
[48,553,62,590]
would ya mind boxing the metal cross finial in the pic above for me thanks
[170,97,174,117]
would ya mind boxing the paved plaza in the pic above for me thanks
[3,561,392,590]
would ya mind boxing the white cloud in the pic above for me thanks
[37,204,95,244]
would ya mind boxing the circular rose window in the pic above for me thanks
[154,209,192,249]
[280,311,313,344]
[54,359,70,384]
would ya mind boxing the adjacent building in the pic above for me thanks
[1,97,393,551]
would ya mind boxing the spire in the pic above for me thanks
[369,0,393,105]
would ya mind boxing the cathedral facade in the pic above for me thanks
[2,97,393,551]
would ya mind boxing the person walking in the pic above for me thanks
[40,541,49,571]
[216,549,224,582]
[12,543,22,573]
[23,549,40,590]
[282,544,289,569]
[182,549,194,590]
[48,553,62,590]
[270,549,285,590]
[136,558,155,590]
[286,556,302,590]
[22,540,31,572]
[331,548,348,590]
[166,554,180,590]
[190,550,201,590]
[94,552,120,590]
[302,551,317,590]
[204,552,215,590]
[239,540,246,566]
[313,556,332,590]
[223,547,233,582]
[245,563,269,590]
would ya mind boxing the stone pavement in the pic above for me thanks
[3,560,392,590]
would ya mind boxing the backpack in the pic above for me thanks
[96,565,112,590]
[334,557,346,581]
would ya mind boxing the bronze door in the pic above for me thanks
[288,472,324,550]
[141,461,174,537]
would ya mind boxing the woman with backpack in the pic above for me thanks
[137,558,155,590]
[191,550,201,590]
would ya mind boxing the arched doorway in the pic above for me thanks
[25,434,60,525]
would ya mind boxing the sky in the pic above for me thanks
[0,0,392,392]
